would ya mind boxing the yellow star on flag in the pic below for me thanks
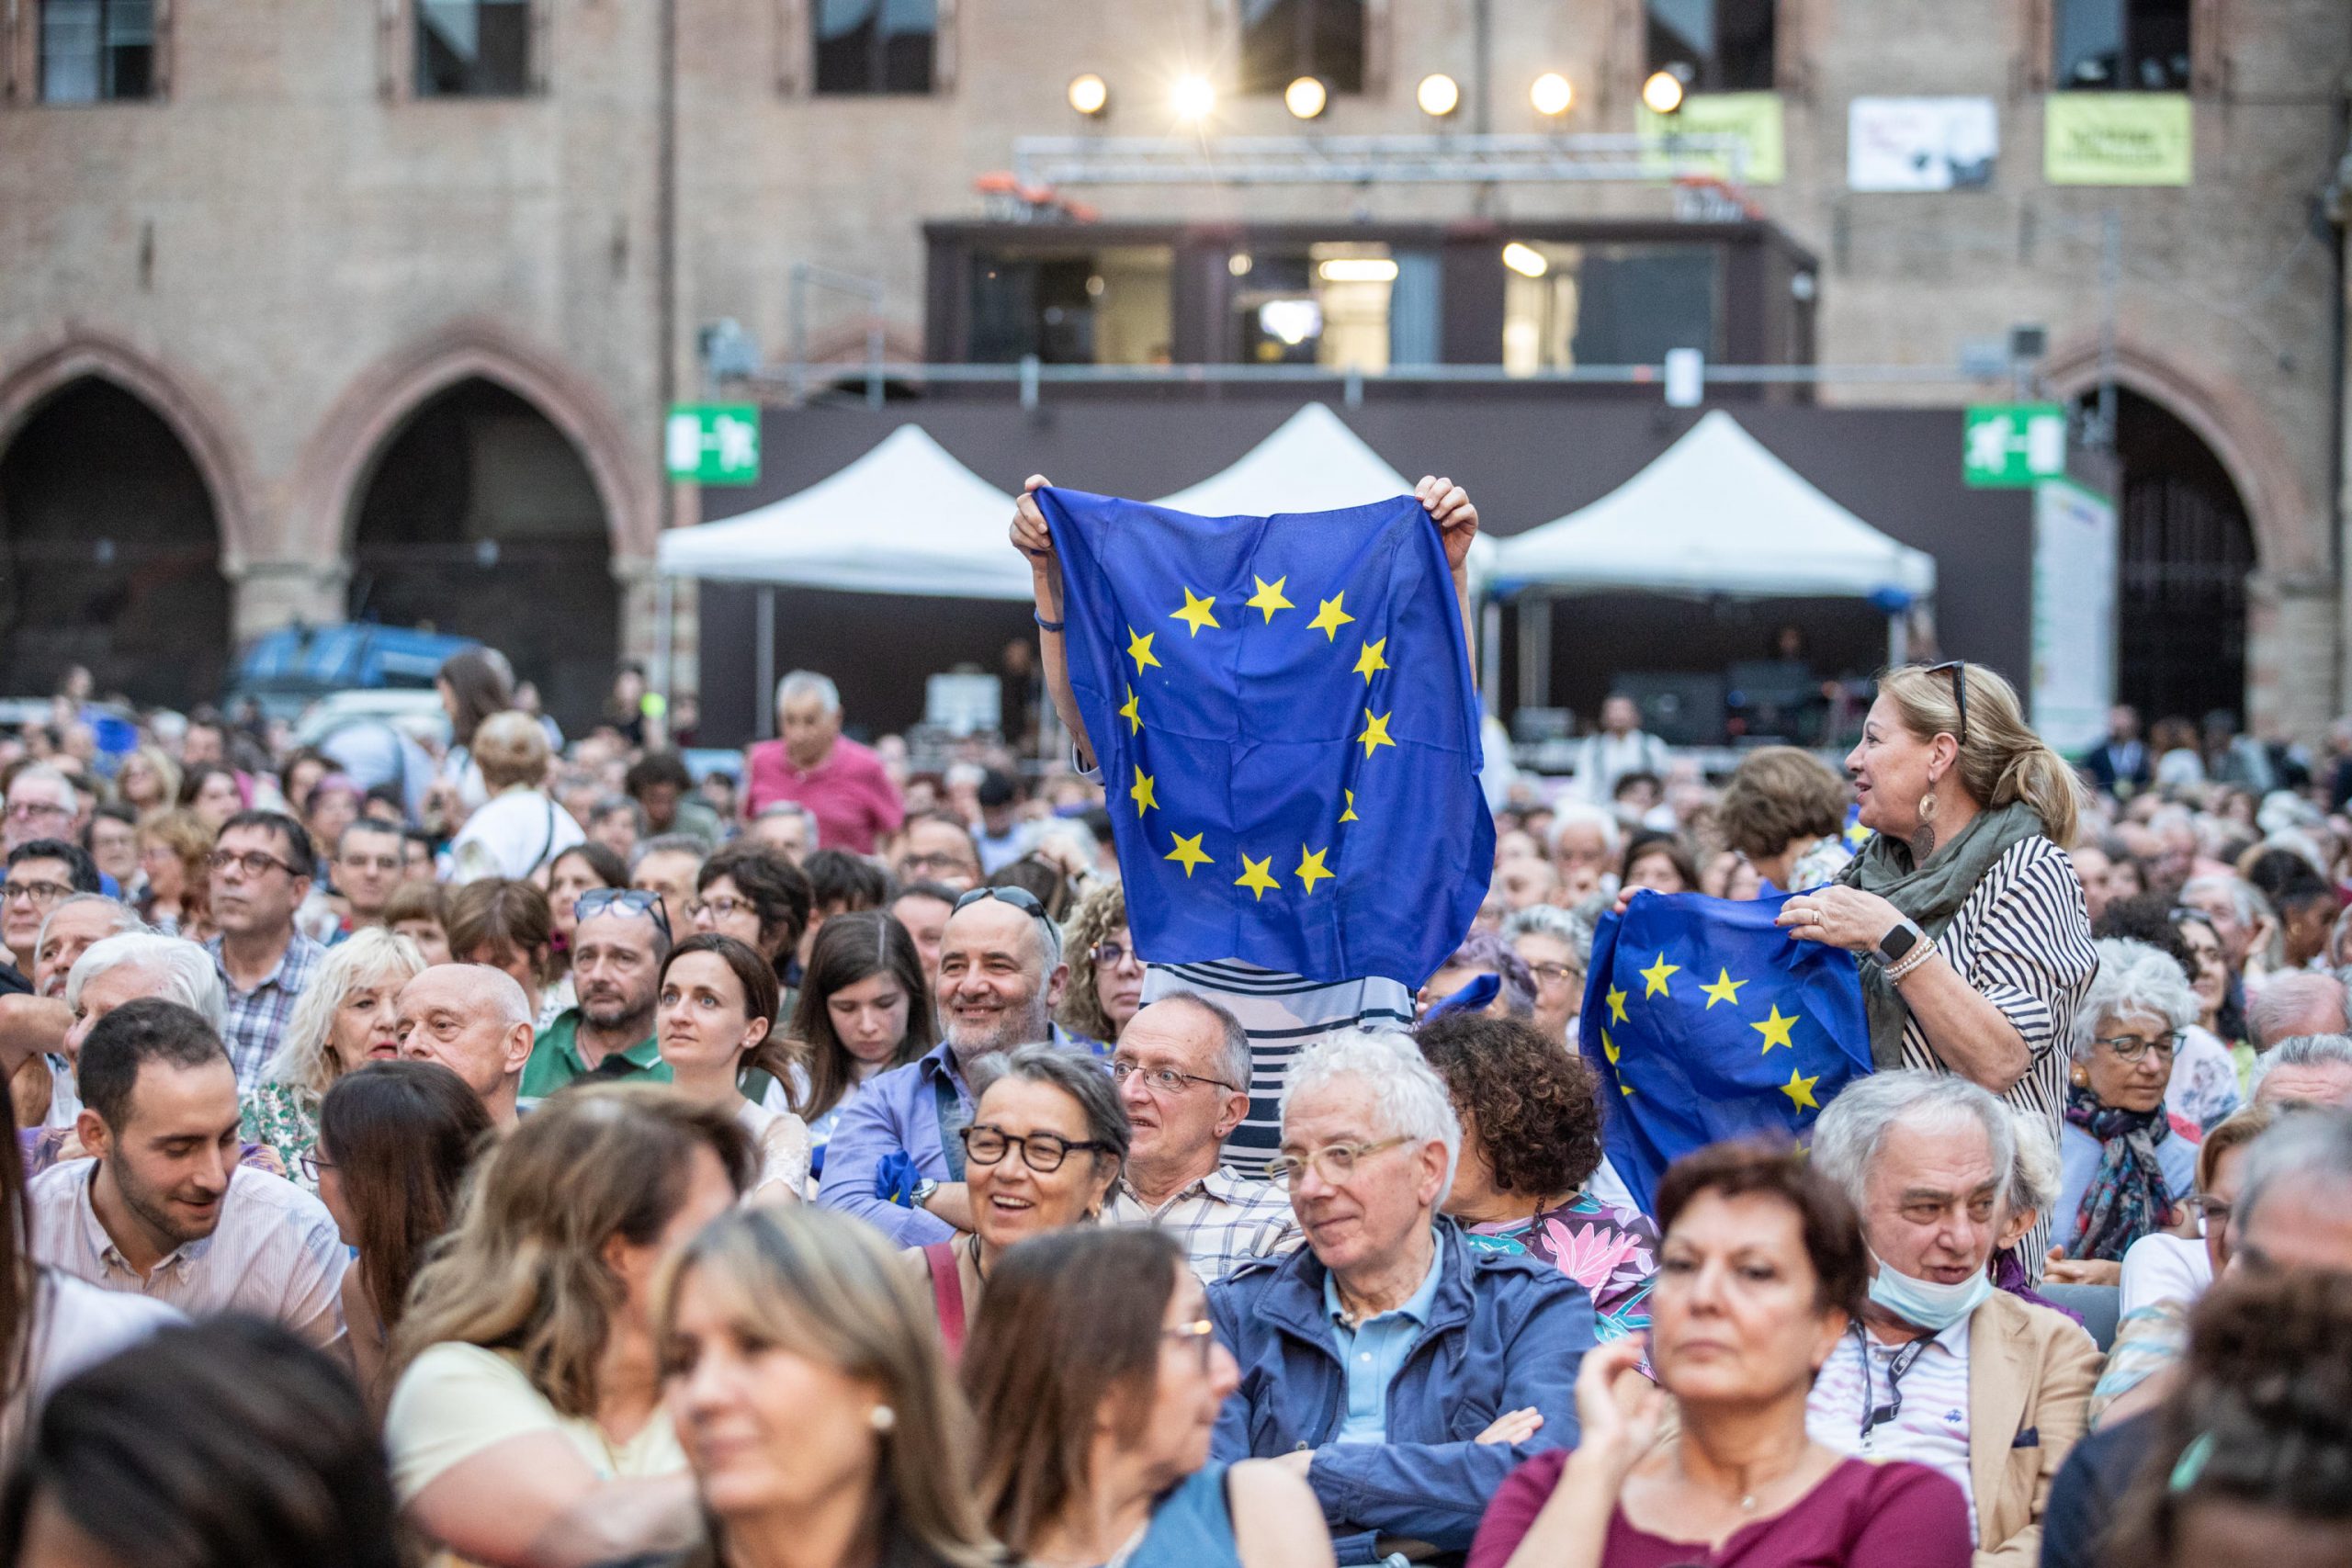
[1339,789,1360,823]
[1118,686,1141,735]
[1128,766,1159,818]
[1606,985,1628,1023]
[1125,626,1159,673]
[1700,968,1747,1010]
[1356,708,1396,759]
[1294,844,1333,894]
[1235,854,1281,900]
[1170,587,1220,637]
[1164,831,1213,877]
[1306,593,1356,641]
[1352,637,1389,685]
[1601,1029,1619,1065]
[1639,953,1679,998]
[1245,575,1294,623]
[1780,1066,1822,1111]
[1751,1005,1798,1054]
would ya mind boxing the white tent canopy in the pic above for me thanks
[1492,411,1936,603]
[656,423,1032,600]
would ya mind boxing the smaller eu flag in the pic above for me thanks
[1038,486,1493,989]
[1578,888,1872,1214]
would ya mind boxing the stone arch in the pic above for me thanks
[0,330,259,559]
[288,319,653,563]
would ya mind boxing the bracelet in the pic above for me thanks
[1032,611,1065,633]
[1885,938,1939,984]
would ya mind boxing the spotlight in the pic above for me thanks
[1172,73,1216,121]
[1530,72,1574,117]
[1501,243,1549,279]
[1417,73,1461,118]
[1067,73,1108,116]
[1284,75,1328,119]
[1642,68,1687,115]
[1317,257,1399,283]
[1228,253,1254,276]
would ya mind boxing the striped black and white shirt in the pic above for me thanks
[1138,958,1415,1172]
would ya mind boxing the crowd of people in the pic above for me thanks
[0,486,2347,1568]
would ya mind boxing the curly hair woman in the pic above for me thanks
[1415,1011,1658,1342]
[1055,879,1142,1046]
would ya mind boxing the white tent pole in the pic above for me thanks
[654,574,675,712]
[1479,598,1502,717]
[755,589,776,741]
[1887,607,1908,668]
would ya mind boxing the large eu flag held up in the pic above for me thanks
[1579,889,1873,1214]
[1037,488,1494,989]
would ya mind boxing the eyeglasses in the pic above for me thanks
[686,895,752,922]
[1091,941,1141,970]
[575,886,673,938]
[899,851,973,874]
[4,801,71,822]
[1163,1317,1218,1373]
[1111,1059,1237,1095]
[1263,1135,1412,1188]
[1,880,74,908]
[1526,961,1582,988]
[2091,1031,2184,1066]
[207,849,300,879]
[298,1150,336,1185]
[960,1122,1114,1175]
[1921,660,1969,748]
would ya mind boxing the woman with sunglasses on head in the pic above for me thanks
[1767,661,2096,1274]
[787,911,935,1180]
[657,934,811,1205]
[962,1227,1332,1568]
[1056,880,1143,1046]
[907,1043,1127,1360]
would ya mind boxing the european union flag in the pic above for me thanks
[1579,889,1873,1214]
[1038,487,1493,988]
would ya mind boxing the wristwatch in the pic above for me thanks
[1874,918,1925,967]
[910,1178,940,1209]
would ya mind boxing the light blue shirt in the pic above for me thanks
[1323,1231,1445,1444]
[2052,1120,2199,1254]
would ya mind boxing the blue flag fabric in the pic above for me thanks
[1578,888,1873,1215]
[1038,487,1494,989]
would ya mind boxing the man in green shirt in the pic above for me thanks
[520,888,673,1100]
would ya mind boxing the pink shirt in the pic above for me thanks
[741,736,903,853]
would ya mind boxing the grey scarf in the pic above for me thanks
[1836,799,2048,1067]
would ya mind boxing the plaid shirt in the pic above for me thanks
[207,932,325,1095]
[1107,1165,1301,1284]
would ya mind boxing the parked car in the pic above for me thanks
[227,623,479,721]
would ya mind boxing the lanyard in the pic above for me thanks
[1854,1325,1932,1449]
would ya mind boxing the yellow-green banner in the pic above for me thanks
[1639,92,1784,186]
[2043,94,2191,186]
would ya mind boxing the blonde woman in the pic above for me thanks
[647,1205,1001,1568]
[384,1086,753,1568]
[134,808,214,939]
[114,744,181,820]
[242,927,426,1191]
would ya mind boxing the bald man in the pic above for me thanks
[393,964,536,1127]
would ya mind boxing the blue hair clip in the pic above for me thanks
[2167,1431,2216,1494]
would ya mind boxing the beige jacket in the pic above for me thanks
[1967,1289,2100,1568]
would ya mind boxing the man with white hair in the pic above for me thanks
[745,800,818,863]
[35,895,143,1002]
[4,763,83,855]
[739,670,903,854]
[394,964,535,1127]
[1205,1030,1592,1562]
[32,931,235,1172]
[2245,970,2349,1051]
[1805,1071,2098,1567]
[2248,1032,2352,1109]
[1546,801,1622,906]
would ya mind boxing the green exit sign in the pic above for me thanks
[1962,403,2067,488]
[665,404,761,485]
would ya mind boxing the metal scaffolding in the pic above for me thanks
[1007,133,1752,191]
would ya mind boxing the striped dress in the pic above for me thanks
[1892,832,2098,1272]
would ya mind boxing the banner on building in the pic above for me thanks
[1641,93,1785,186]
[1848,97,1997,192]
[2044,94,2192,186]
[2030,478,2119,752]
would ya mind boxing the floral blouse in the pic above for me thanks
[1464,1190,1660,1342]
[240,1080,323,1194]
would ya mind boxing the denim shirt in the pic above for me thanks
[1324,1232,1444,1444]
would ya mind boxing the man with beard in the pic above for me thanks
[517,889,671,1098]
[26,998,346,1354]
[816,886,1078,1245]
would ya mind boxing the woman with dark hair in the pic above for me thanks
[1620,832,1701,897]
[644,1205,999,1568]
[1418,1013,1659,1343]
[1468,1143,1970,1568]
[313,1059,493,1402]
[385,1085,754,1565]
[962,1227,1331,1568]
[787,911,934,1177]
[689,843,813,984]
[658,933,812,1203]
[547,841,629,1022]
[436,646,514,817]
[448,877,560,1021]
[0,1317,401,1568]
[175,762,244,834]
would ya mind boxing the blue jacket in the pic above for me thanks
[1205,1219,1594,1564]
